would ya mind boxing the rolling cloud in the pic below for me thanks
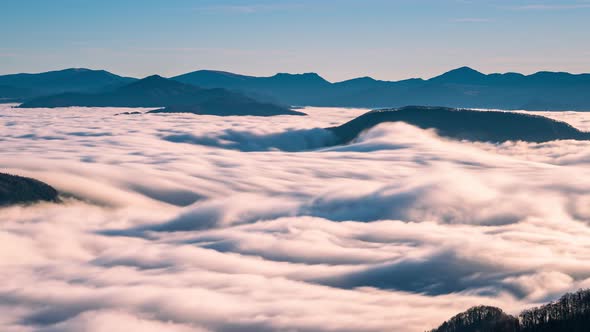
[2,105,590,331]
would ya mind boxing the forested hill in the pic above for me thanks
[430,289,590,332]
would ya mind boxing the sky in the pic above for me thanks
[1,0,589,81]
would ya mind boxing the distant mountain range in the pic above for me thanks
[327,106,590,144]
[18,75,302,116]
[0,68,135,100]
[173,67,590,111]
[2,67,590,111]
[430,288,590,332]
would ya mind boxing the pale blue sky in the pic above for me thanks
[1,0,589,81]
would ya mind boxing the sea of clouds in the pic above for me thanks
[2,104,590,332]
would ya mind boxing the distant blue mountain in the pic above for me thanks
[173,70,331,105]
[0,68,136,101]
[173,67,590,111]
[19,75,302,116]
[3,67,590,110]
[0,84,32,100]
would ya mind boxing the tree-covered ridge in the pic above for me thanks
[0,173,59,206]
[328,106,590,144]
[430,289,590,332]
[430,306,518,332]
[519,289,590,332]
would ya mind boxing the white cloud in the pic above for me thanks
[2,105,590,331]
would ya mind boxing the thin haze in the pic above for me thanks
[1,0,589,81]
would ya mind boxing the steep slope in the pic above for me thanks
[327,106,590,144]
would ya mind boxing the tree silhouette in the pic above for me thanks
[430,289,590,332]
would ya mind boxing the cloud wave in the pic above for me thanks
[2,105,590,331]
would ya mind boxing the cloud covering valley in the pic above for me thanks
[2,105,590,331]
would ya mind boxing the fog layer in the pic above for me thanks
[2,105,590,332]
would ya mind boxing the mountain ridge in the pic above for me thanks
[430,288,590,332]
[0,68,136,100]
[327,106,590,144]
[3,67,590,110]
[4,66,589,87]
[17,75,303,116]
[171,67,590,110]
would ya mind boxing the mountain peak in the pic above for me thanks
[62,68,93,72]
[452,66,479,73]
[271,72,330,85]
[273,72,322,78]
[350,76,377,82]
[142,74,167,80]
[57,68,120,77]
[333,76,379,87]
[126,75,175,87]
[118,75,195,93]
[430,66,486,83]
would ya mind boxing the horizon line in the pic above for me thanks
[1,65,589,84]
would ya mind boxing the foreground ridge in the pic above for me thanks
[327,106,590,144]
[0,173,59,206]
[430,289,590,332]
